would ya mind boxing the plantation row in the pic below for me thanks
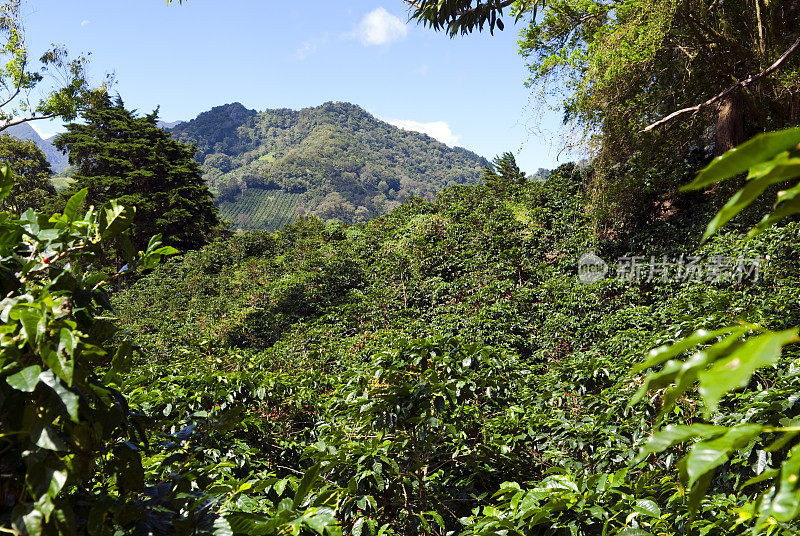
[218,187,302,230]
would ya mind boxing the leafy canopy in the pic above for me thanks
[0,134,55,213]
[55,93,221,257]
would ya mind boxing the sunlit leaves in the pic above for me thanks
[0,164,180,534]
[684,128,800,190]
[677,128,800,239]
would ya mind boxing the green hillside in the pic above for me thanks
[217,188,302,231]
[113,160,800,534]
[169,101,488,230]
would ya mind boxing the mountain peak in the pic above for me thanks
[3,123,68,173]
[170,100,488,230]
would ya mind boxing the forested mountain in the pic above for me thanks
[169,101,488,230]
[4,123,68,173]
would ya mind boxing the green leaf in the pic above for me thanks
[26,459,67,500]
[0,163,13,201]
[743,468,779,489]
[293,463,321,509]
[352,517,365,536]
[64,188,88,222]
[635,424,725,463]
[684,128,800,190]
[19,307,43,344]
[30,422,67,451]
[697,328,799,413]
[7,365,42,392]
[764,443,800,521]
[112,443,144,492]
[684,424,763,487]
[634,326,747,373]
[41,347,74,387]
[632,499,661,519]
[702,176,777,240]
[685,467,714,518]
[39,371,79,423]
[99,200,134,239]
[751,184,800,233]
[151,246,180,256]
[212,516,233,536]
[273,478,288,496]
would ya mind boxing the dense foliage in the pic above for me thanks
[0,134,55,213]
[55,94,221,260]
[5,1,800,534]
[169,101,488,229]
[112,154,800,534]
[407,0,800,229]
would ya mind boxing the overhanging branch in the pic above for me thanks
[642,36,800,132]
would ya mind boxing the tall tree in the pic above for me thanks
[482,152,526,191]
[407,0,800,223]
[55,93,221,257]
[0,134,55,213]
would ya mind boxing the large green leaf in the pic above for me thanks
[701,170,794,240]
[697,328,799,413]
[684,424,764,487]
[751,184,800,233]
[635,424,726,463]
[64,188,88,222]
[39,371,79,423]
[684,128,800,190]
[99,200,134,239]
[763,443,800,522]
[7,365,42,392]
[0,163,13,201]
[632,499,661,519]
[30,423,67,451]
[633,326,747,373]
[293,463,321,509]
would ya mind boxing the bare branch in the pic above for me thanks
[642,36,800,132]
[0,113,58,133]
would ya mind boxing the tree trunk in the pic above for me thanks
[715,91,745,156]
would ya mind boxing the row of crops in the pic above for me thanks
[217,187,302,231]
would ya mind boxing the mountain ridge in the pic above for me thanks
[169,101,488,230]
[3,123,69,173]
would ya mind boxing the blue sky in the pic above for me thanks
[24,1,567,170]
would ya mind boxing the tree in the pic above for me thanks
[54,93,221,259]
[0,0,98,131]
[0,134,55,213]
[482,152,526,191]
[406,0,800,148]
[406,0,800,224]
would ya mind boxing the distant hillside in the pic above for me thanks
[157,120,184,129]
[169,102,488,230]
[4,123,68,173]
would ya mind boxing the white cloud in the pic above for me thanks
[387,119,461,146]
[358,8,407,46]
[80,19,90,27]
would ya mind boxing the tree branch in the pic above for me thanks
[0,113,58,133]
[642,36,800,132]
[404,0,516,19]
